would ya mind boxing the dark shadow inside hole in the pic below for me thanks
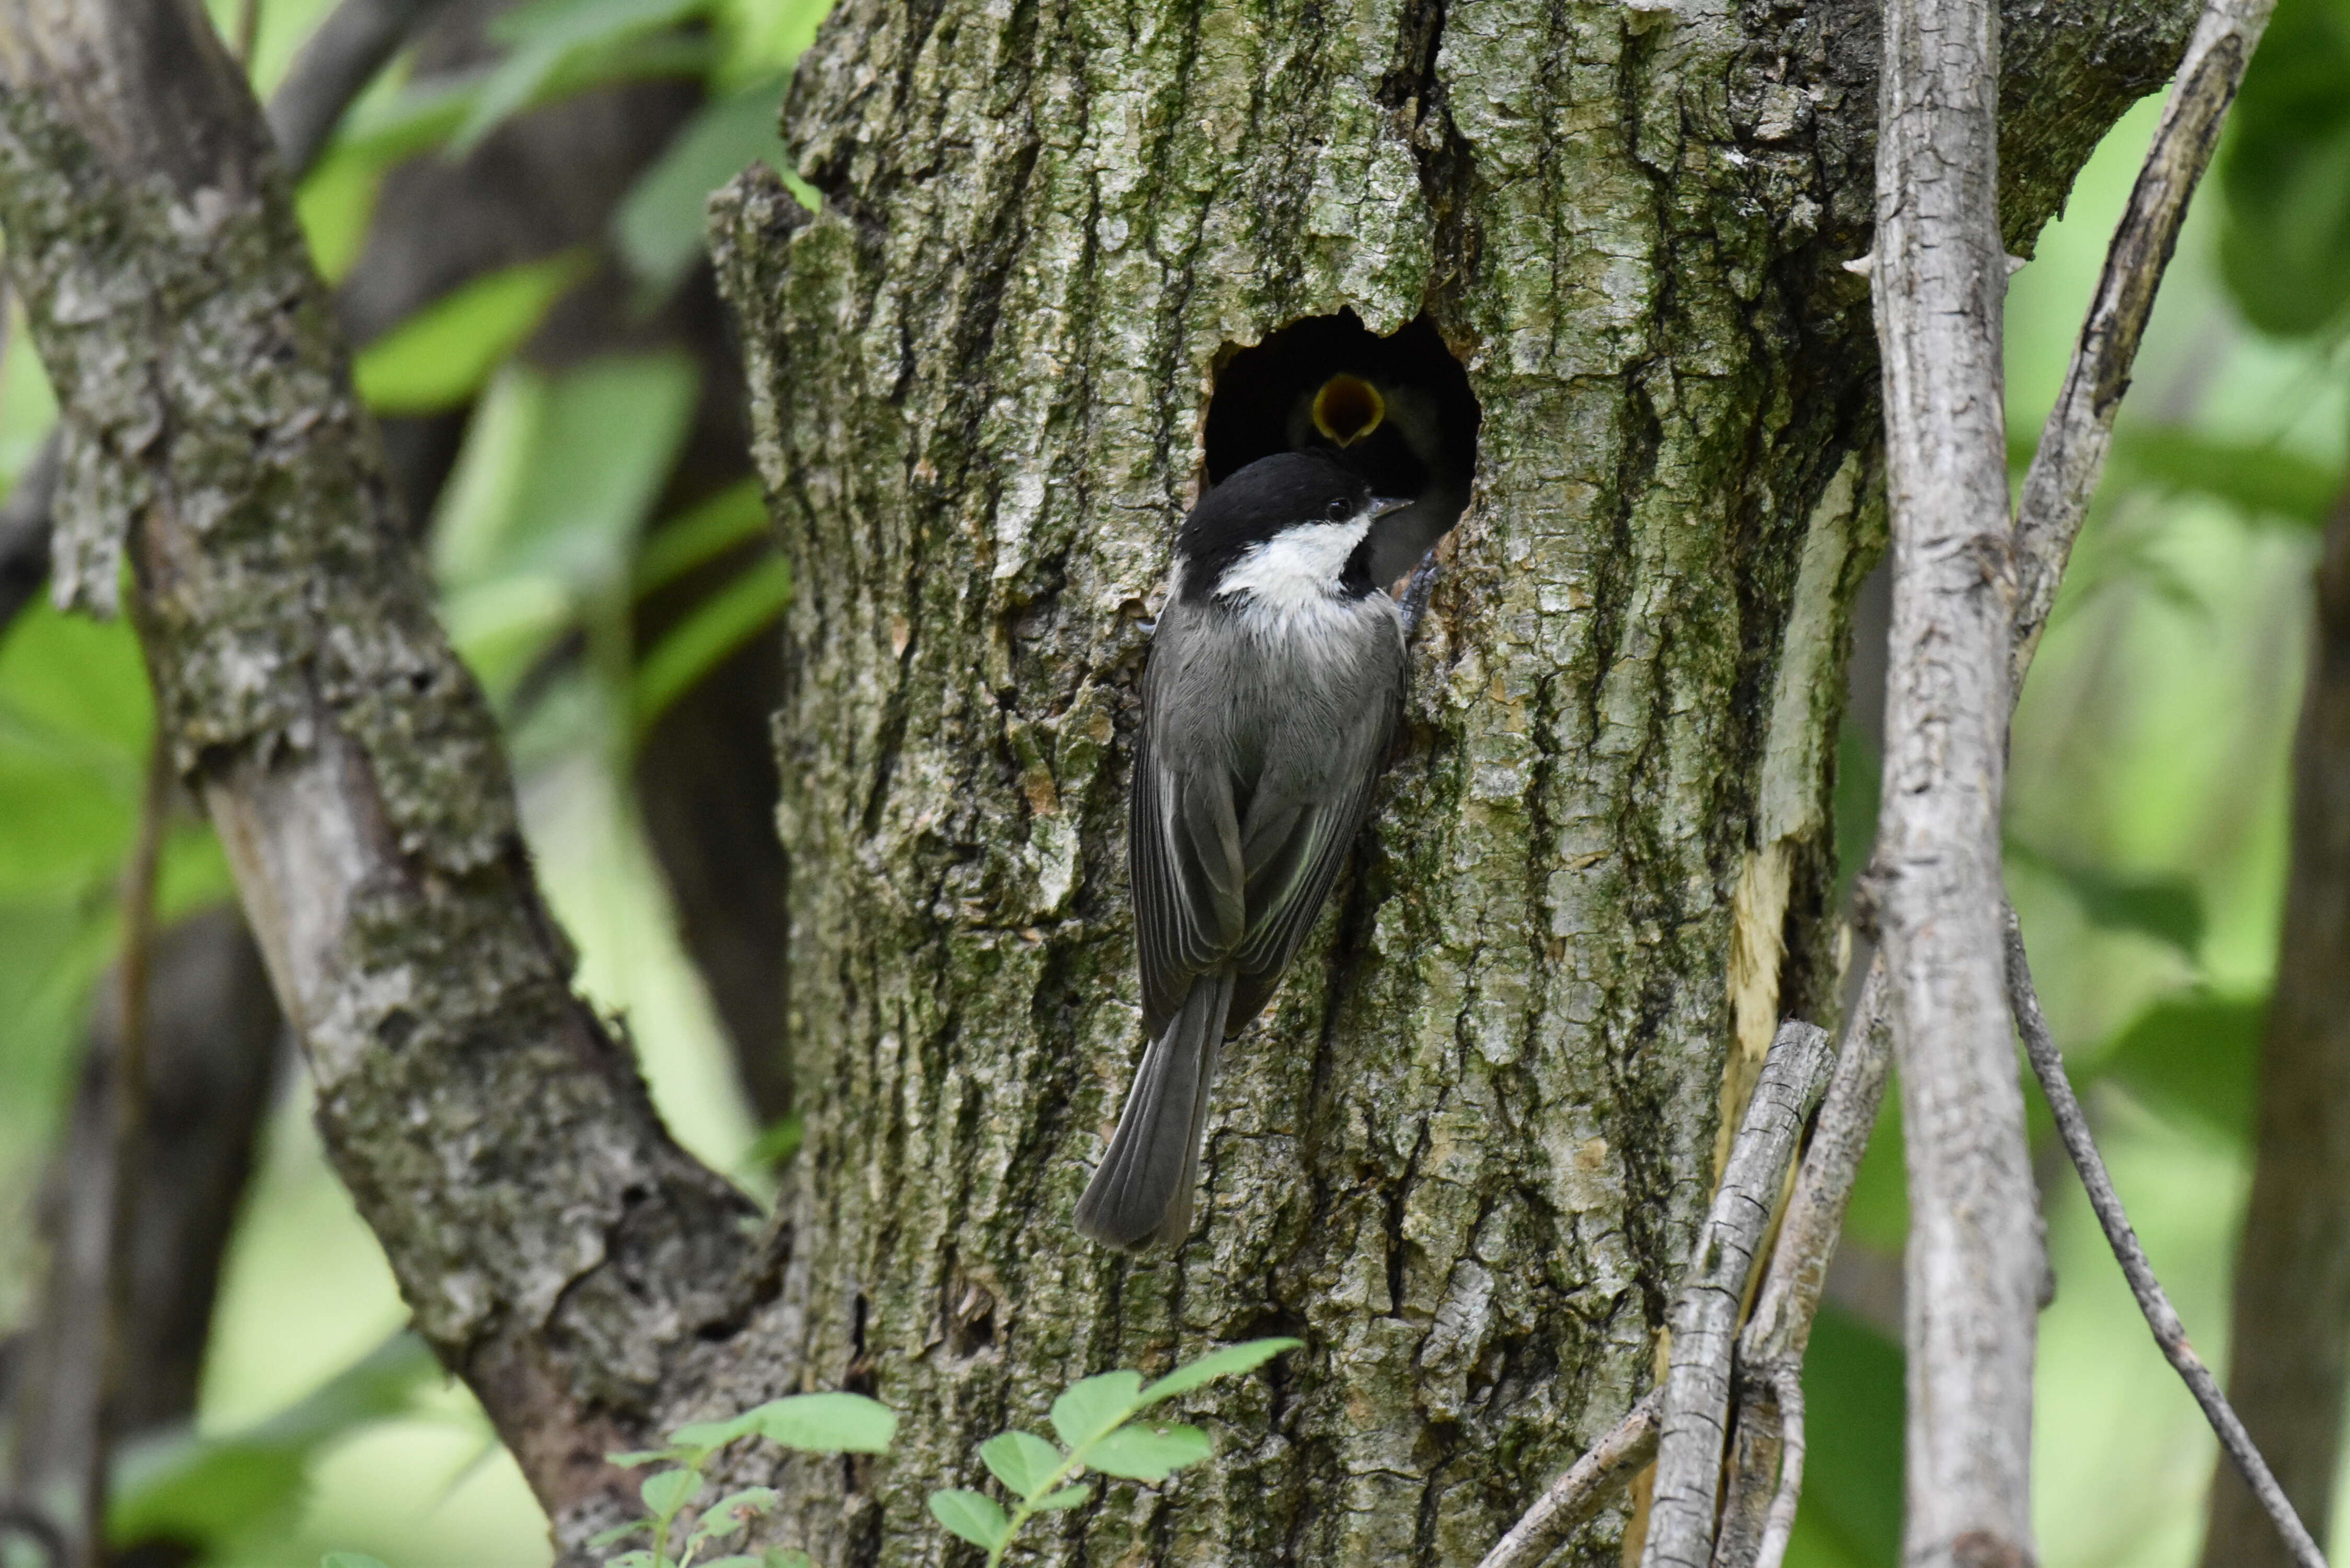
[1203,308,1482,588]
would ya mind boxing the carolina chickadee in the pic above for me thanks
[1288,371,1471,589]
[1074,452,1412,1250]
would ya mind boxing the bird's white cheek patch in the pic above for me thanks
[1217,520,1370,613]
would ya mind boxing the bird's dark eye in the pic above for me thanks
[1325,496,1353,522]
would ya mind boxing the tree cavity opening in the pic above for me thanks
[1202,309,1481,589]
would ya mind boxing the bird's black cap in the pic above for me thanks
[1176,452,1389,603]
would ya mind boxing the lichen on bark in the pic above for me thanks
[710,0,2190,1561]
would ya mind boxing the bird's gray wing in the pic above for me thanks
[1130,730,1245,1037]
[1226,705,1395,1031]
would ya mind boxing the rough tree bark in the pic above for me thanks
[708,0,2190,1560]
[0,0,2192,1563]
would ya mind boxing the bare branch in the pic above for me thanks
[2010,0,2276,677]
[1643,1021,1835,1568]
[1475,1392,1663,1568]
[2002,908,2329,1568]
[0,0,759,1545]
[1871,0,2042,1559]
[0,0,451,636]
[266,0,456,176]
[1728,963,1894,1568]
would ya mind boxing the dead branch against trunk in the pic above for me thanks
[1643,1022,1834,1568]
[1726,963,1894,1568]
[1872,0,2044,1562]
[2002,908,2329,1568]
[1475,1391,1662,1568]
[0,0,763,1550]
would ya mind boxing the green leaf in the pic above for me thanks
[458,0,708,151]
[2109,426,2342,531]
[327,38,705,169]
[2218,0,2350,336]
[606,1553,657,1568]
[353,249,596,414]
[433,352,700,602]
[636,479,773,598]
[739,1391,898,1453]
[2095,990,2264,1145]
[927,1489,1012,1553]
[1028,1484,1091,1512]
[1136,1338,1303,1405]
[977,1431,1064,1498]
[640,1466,704,1516]
[606,1448,675,1468]
[112,1334,438,1547]
[1798,1306,1905,1567]
[1048,1371,1143,1451]
[614,76,789,299]
[1082,1423,1211,1482]
[630,554,791,740]
[688,1487,780,1546]
[666,1414,759,1455]
[586,1519,652,1547]
[744,1112,804,1171]
[2008,841,2204,959]
[295,148,384,284]
[322,1555,391,1568]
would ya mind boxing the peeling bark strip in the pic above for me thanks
[0,0,759,1542]
[1643,1020,1833,1568]
[1870,0,2042,1563]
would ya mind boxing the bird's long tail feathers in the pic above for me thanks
[1074,974,1234,1250]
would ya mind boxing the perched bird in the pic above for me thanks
[1074,452,1412,1250]
[1283,370,1470,588]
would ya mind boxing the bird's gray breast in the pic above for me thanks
[1145,591,1402,804]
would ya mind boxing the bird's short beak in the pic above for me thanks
[1369,495,1414,518]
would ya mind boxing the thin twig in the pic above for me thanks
[1642,1021,1835,1568]
[2002,906,2328,1568]
[2010,0,2277,682]
[1756,1361,1805,1568]
[1474,1391,1663,1568]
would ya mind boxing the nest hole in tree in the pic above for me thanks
[1202,308,1482,590]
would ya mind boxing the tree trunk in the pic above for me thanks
[2202,491,2350,1568]
[0,0,2192,1558]
[708,0,2189,1560]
